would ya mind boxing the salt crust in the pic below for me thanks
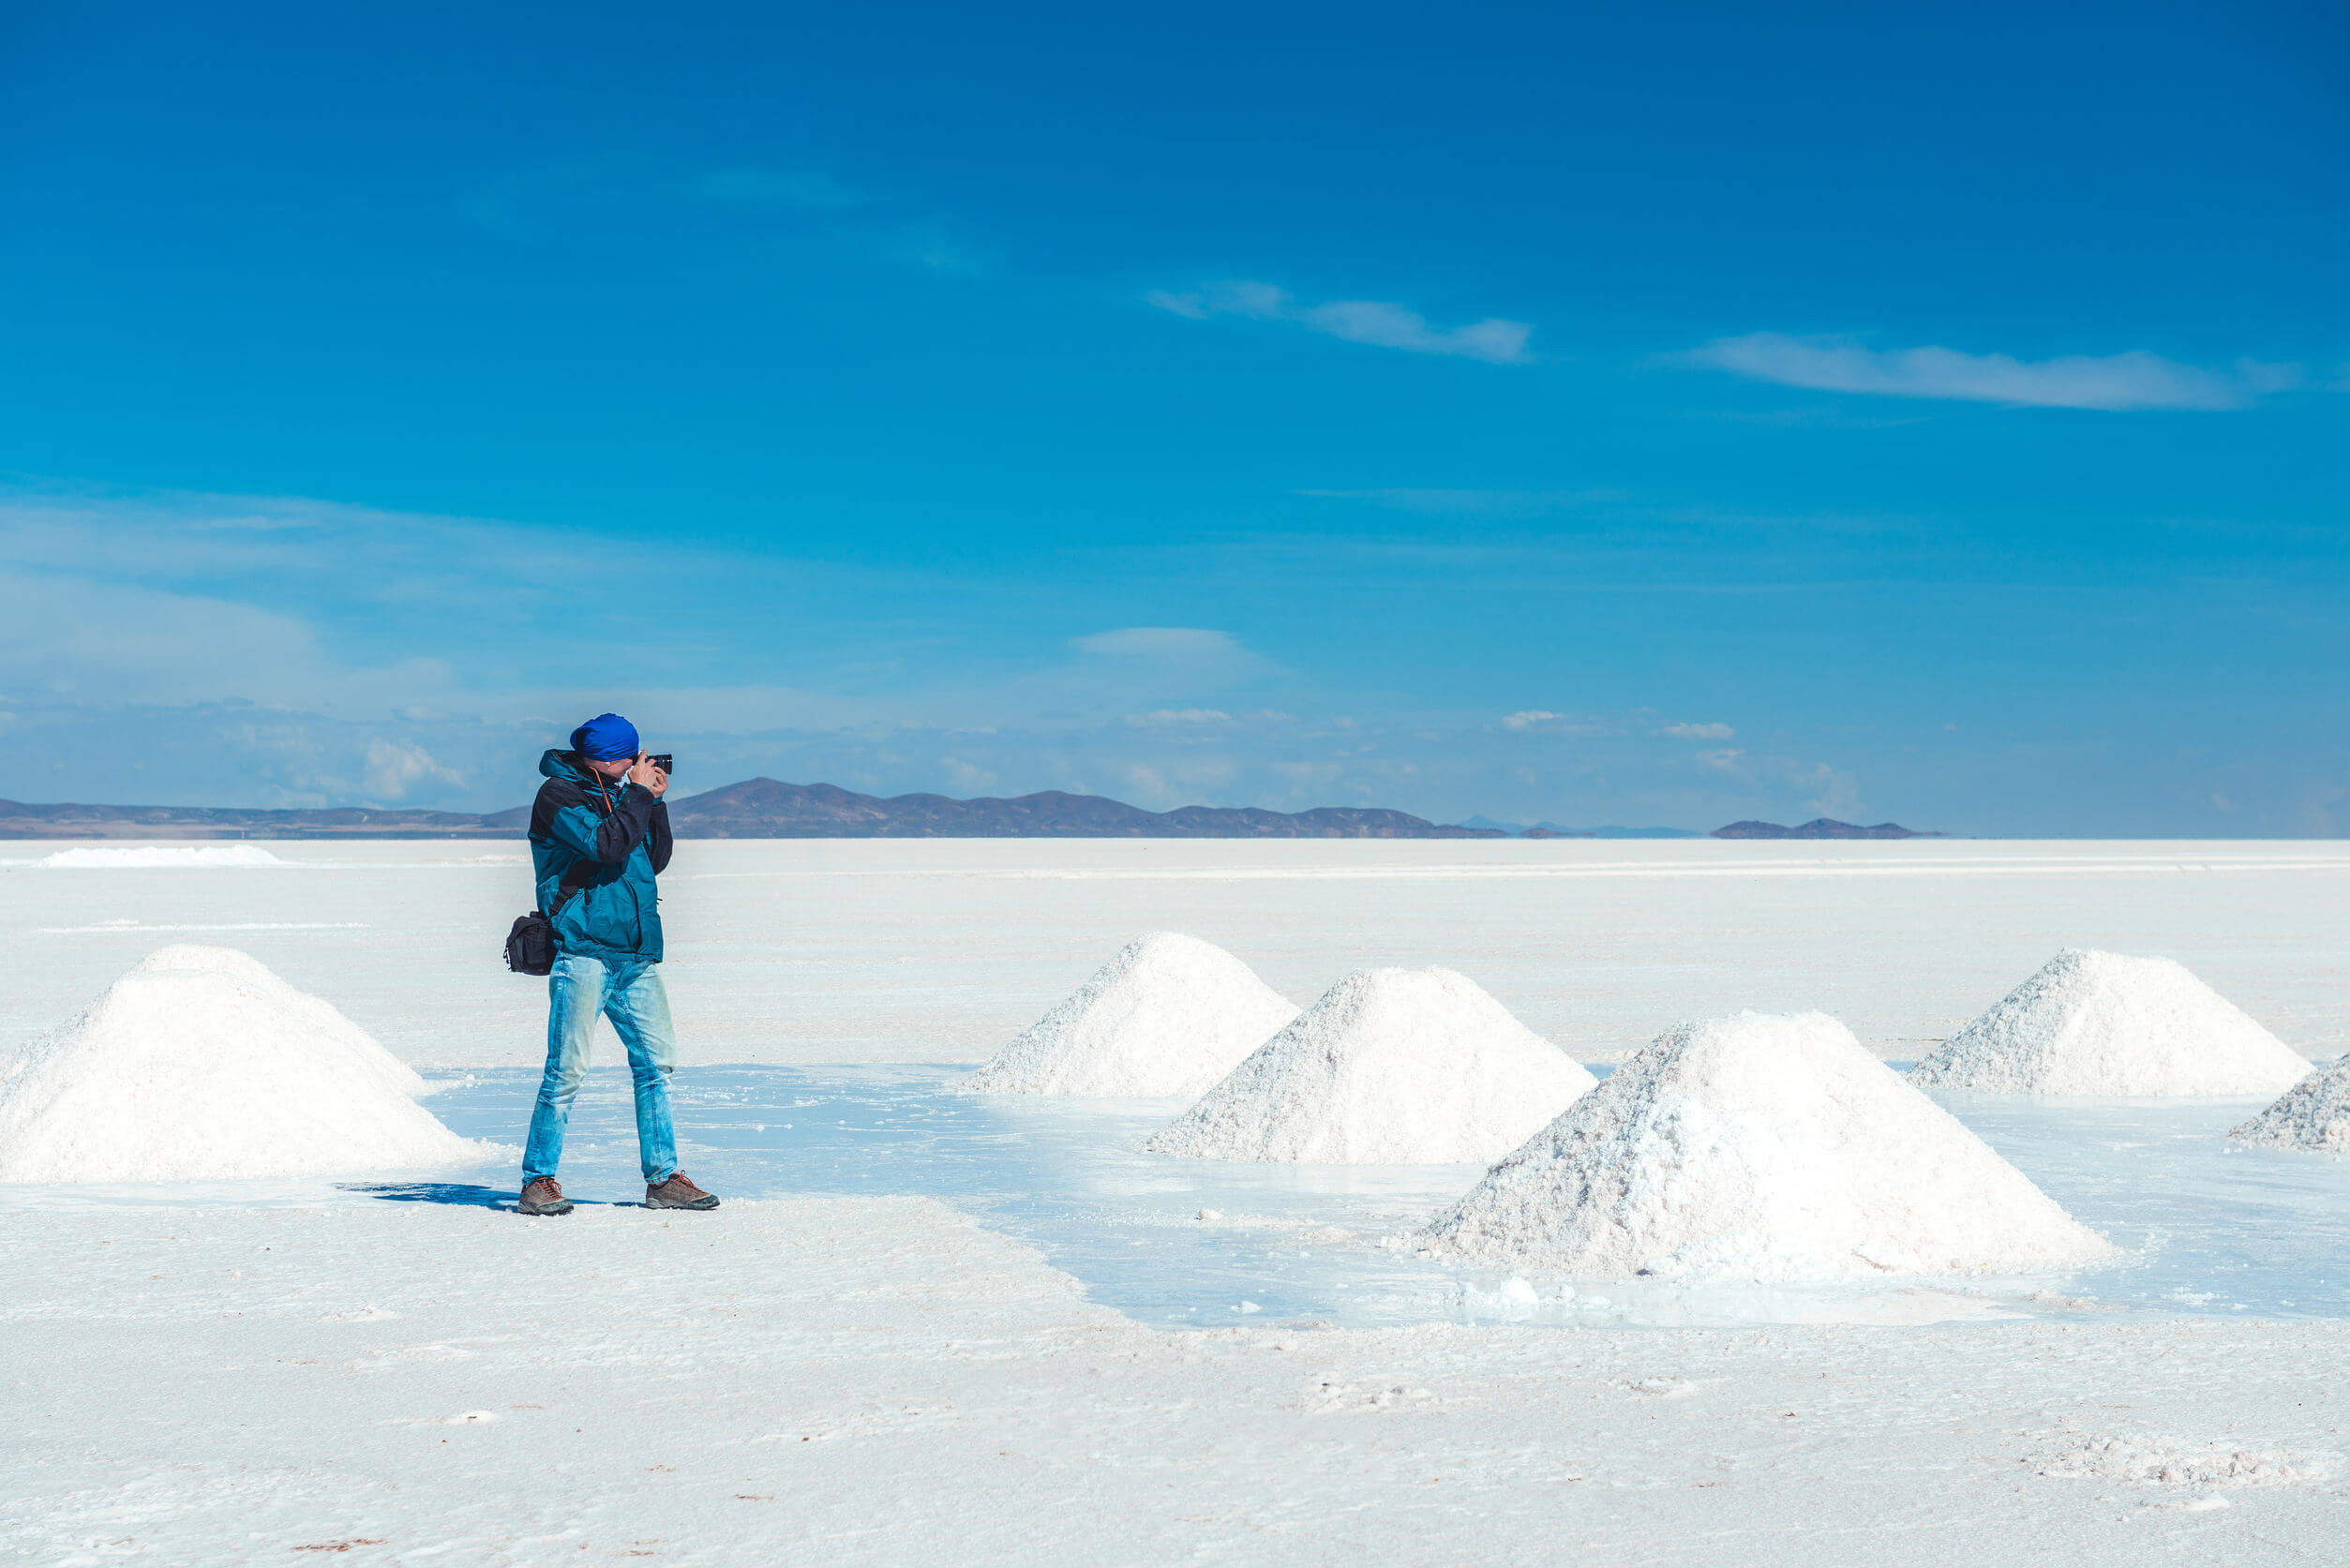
[2037,1433,2328,1486]
[1422,1010,2117,1280]
[39,844,284,868]
[1143,966,1596,1164]
[0,946,486,1182]
[2229,1055,2350,1156]
[1908,948,2311,1096]
[957,933,1298,1097]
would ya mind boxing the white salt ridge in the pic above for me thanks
[0,946,489,1182]
[1422,1010,2117,1280]
[1908,948,2310,1097]
[2229,1055,2350,1156]
[39,844,285,868]
[958,933,1298,1097]
[1144,967,1596,1164]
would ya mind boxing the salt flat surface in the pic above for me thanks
[3,1182,2346,1565]
[37,844,288,868]
[7,838,2350,1563]
[22,1063,2339,1330]
[2,838,2347,1071]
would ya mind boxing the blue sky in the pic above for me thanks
[2,1,2344,833]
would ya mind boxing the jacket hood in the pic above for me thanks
[540,748,588,783]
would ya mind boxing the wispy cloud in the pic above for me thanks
[1654,721,1734,739]
[1297,487,1628,517]
[1496,710,1609,736]
[1127,709,1234,726]
[1148,281,1532,364]
[1070,627,1243,659]
[1684,333,2298,411]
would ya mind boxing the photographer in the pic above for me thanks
[516,712,719,1217]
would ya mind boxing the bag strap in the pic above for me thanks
[550,767,619,916]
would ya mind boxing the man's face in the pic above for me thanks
[584,753,636,781]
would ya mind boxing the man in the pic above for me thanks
[516,711,720,1217]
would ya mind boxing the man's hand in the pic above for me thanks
[628,752,669,799]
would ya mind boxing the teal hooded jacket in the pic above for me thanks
[527,749,674,964]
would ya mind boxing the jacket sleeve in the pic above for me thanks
[648,800,674,874]
[546,788,661,866]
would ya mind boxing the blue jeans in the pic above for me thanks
[522,956,679,1184]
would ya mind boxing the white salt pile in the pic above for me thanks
[1144,967,1596,1164]
[1422,1010,2116,1280]
[0,947,488,1182]
[133,945,433,1100]
[958,933,1298,1097]
[40,844,284,868]
[2229,1056,2350,1156]
[1908,948,2310,1096]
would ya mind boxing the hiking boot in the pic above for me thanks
[517,1177,573,1217]
[644,1172,720,1211]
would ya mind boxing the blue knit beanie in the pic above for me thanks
[570,712,640,761]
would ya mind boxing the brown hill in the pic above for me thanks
[1710,817,1941,840]
[0,797,518,840]
[666,779,1499,838]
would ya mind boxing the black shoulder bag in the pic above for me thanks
[504,777,614,976]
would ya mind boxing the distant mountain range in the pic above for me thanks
[661,779,1499,838]
[1456,815,1707,839]
[0,798,526,841]
[0,779,1502,841]
[0,784,1937,842]
[1710,818,1940,840]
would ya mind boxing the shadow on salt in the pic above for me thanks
[382,1063,2350,1332]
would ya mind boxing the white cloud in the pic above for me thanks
[940,756,997,794]
[1070,627,1242,658]
[1684,333,2297,411]
[1500,709,1610,736]
[1695,748,1746,773]
[363,739,467,801]
[1654,721,1735,739]
[1797,761,1861,818]
[1128,709,1233,725]
[1148,280,1532,364]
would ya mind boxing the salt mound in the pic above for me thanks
[134,946,430,1099]
[2229,1056,2350,1156]
[1422,1010,2116,1280]
[1144,967,1596,1163]
[0,948,487,1182]
[958,933,1298,1097]
[41,844,284,868]
[1908,948,2310,1096]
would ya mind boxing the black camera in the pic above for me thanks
[648,754,674,775]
